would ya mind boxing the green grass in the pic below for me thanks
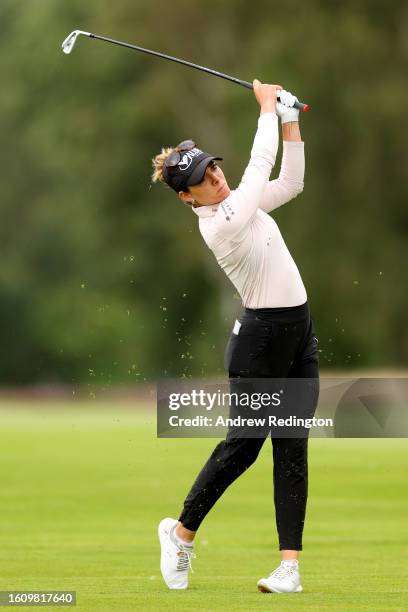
[0,401,407,611]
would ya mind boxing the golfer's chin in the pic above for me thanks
[214,184,231,204]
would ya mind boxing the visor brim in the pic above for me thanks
[185,155,223,188]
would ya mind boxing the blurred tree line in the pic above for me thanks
[0,0,407,384]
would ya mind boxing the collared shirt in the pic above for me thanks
[191,112,307,309]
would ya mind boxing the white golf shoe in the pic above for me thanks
[257,559,303,593]
[158,517,195,590]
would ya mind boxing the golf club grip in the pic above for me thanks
[239,79,308,112]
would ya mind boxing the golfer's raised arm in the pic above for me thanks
[258,101,305,213]
[212,80,281,239]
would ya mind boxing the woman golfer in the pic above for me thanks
[152,79,319,593]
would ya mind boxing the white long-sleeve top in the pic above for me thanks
[191,112,307,308]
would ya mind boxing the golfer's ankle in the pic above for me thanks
[175,522,196,543]
[280,550,300,561]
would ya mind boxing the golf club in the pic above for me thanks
[61,30,309,112]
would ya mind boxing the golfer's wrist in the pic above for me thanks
[260,103,276,115]
[282,121,301,142]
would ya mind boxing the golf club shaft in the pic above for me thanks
[88,33,308,112]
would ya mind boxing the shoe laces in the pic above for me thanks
[270,562,297,581]
[176,546,196,573]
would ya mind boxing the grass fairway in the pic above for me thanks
[0,401,407,611]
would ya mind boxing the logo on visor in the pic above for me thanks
[178,148,202,171]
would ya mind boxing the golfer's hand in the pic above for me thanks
[276,89,300,123]
[253,79,282,114]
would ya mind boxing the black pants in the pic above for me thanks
[178,301,319,550]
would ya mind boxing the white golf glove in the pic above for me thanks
[276,89,299,123]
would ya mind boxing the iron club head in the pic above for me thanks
[61,30,91,54]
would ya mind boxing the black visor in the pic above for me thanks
[163,146,223,193]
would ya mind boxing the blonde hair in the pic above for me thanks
[151,146,176,185]
[151,146,195,207]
